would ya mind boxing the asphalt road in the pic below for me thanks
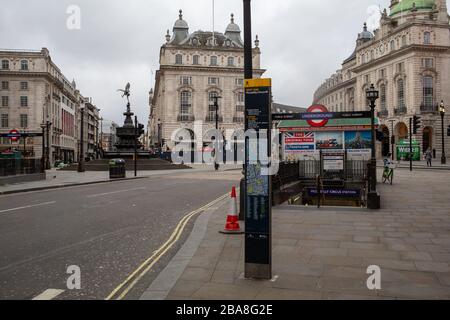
[0,171,239,300]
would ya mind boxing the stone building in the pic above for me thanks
[0,47,101,165]
[148,11,265,150]
[313,0,450,159]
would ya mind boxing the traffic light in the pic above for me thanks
[447,125,450,137]
[413,115,422,134]
[376,130,384,142]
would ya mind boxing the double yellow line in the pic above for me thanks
[105,193,229,300]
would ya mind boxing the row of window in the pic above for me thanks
[1,96,28,107]
[0,114,28,128]
[175,54,239,67]
[1,81,28,91]
[360,32,432,65]
[179,90,244,120]
[1,59,29,70]
[180,76,244,87]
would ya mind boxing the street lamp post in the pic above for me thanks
[40,123,46,173]
[366,84,381,209]
[439,101,446,164]
[213,96,221,171]
[78,107,85,173]
[45,120,52,170]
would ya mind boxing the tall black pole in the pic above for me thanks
[214,97,220,171]
[240,0,252,221]
[46,121,51,169]
[243,0,253,79]
[41,125,46,173]
[441,111,446,164]
[370,100,377,192]
[409,117,413,172]
[134,115,138,177]
[78,109,85,172]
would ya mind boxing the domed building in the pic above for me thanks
[148,11,264,151]
[313,0,450,160]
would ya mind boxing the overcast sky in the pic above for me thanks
[1,0,448,125]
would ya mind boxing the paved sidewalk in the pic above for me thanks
[378,159,450,170]
[152,169,450,300]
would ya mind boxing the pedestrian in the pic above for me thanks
[425,148,433,167]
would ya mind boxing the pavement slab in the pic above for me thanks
[144,168,450,300]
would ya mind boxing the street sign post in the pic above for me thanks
[244,78,272,280]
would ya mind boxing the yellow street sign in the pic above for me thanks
[244,78,272,88]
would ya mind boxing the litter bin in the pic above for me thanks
[109,159,126,179]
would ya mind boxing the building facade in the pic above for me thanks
[313,0,450,159]
[101,119,119,152]
[0,48,101,165]
[148,11,265,150]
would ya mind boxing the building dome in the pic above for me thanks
[357,23,374,41]
[225,14,241,33]
[173,10,189,30]
[390,0,435,16]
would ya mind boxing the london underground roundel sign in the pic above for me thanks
[306,104,329,127]
[9,129,20,142]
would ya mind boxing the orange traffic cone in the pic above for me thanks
[220,186,244,235]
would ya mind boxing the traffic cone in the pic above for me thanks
[220,186,244,235]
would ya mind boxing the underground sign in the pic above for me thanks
[9,129,20,142]
[306,105,330,127]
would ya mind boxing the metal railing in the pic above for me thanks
[420,104,438,114]
[394,106,407,115]
[0,158,43,177]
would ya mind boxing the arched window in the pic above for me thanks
[390,40,395,51]
[402,35,407,47]
[180,91,192,116]
[424,32,431,45]
[21,60,28,70]
[423,76,433,107]
[397,78,405,108]
[227,57,234,67]
[175,54,183,65]
[1,60,9,70]
[380,84,387,110]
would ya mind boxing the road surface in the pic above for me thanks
[0,170,240,300]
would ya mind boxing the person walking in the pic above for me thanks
[425,148,433,167]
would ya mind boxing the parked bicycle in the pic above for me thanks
[382,158,395,185]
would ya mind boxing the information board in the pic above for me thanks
[244,78,272,279]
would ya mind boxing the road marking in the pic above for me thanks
[105,192,230,300]
[87,187,147,198]
[0,201,56,214]
[32,289,65,300]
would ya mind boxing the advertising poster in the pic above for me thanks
[315,132,343,150]
[345,131,372,150]
[397,140,421,161]
[284,132,315,153]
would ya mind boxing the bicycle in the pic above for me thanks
[382,159,395,185]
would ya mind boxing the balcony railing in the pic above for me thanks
[177,114,195,122]
[377,109,389,118]
[236,105,245,112]
[420,104,438,114]
[205,115,223,123]
[233,117,244,123]
[394,106,407,116]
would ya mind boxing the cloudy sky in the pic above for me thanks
[1,0,448,125]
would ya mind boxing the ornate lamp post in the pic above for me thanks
[439,101,446,164]
[40,122,46,173]
[212,95,222,171]
[366,84,380,209]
